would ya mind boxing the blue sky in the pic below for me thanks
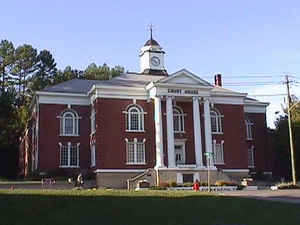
[2,0,300,127]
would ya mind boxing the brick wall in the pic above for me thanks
[94,98,156,169]
[38,104,91,172]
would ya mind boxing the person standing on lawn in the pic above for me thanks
[77,173,84,188]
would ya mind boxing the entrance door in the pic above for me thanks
[175,144,185,165]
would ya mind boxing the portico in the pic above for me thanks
[147,69,217,171]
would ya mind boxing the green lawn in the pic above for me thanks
[0,189,299,225]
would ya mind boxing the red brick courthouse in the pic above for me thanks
[21,37,271,188]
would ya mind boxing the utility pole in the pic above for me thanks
[285,75,297,185]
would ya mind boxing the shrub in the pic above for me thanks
[159,182,170,188]
[84,171,96,180]
[183,182,193,187]
[26,171,42,181]
[169,181,177,187]
[149,186,167,190]
[215,180,237,186]
[200,182,208,186]
[277,182,300,189]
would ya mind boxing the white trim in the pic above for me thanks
[125,138,146,164]
[244,105,266,113]
[193,96,203,167]
[174,141,186,166]
[222,169,250,173]
[176,173,183,183]
[36,91,87,97]
[177,164,197,168]
[157,167,218,171]
[154,97,164,168]
[96,94,148,100]
[166,96,176,168]
[210,96,244,105]
[246,119,254,140]
[210,109,223,134]
[39,95,90,105]
[160,69,213,86]
[94,169,145,173]
[124,104,146,132]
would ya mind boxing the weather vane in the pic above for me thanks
[148,23,155,40]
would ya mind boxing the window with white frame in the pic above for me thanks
[91,107,96,134]
[248,146,255,168]
[212,140,224,164]
[124,105,146,132]
[59,110,80,136]
[125,138,146,164]
[59,142,80,168]
[90,144,96,167]
[246,119,253,140]
[211,109,223,134]
[173,106,185,133]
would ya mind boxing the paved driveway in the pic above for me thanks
[219,189,300,204]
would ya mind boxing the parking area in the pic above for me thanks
[219,189,300,204]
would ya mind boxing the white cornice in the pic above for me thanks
[154,83,212,90]
[211,92,247,98]
[36,91,87,97]
[222,169,249,173]
[94,85,145,91]
[94,169,145,173]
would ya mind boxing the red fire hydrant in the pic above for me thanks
[193,180,200,191]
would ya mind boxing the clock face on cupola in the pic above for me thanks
[139,28,168,76]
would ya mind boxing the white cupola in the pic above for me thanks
[139,31,167,76]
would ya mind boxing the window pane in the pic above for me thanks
[248,149,254,167]
[70,145,78,166]
[211,116,217,132]
[130,114,139,130]
[60,145,68,166]
[91,145,96,167]
[173,115,179,131]
[137,143,145,163]
[127,142,134,163]
[65,118,73,134]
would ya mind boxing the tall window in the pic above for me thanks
[211,109,223,134]
[246,119,253,140]
[91,107,96,134]
[124,105,146,132]
[173,106,185,133]
[59,142,80,168]
[125,138,146,164]
[90,144,96,167]
[248,146,255,168]
[59,110,80,136]
[212,140,224,165]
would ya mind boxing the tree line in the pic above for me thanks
[0,39,124,178]
[271,96,300,180]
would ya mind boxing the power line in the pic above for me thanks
[248,94,286,97]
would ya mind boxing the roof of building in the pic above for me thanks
[43,73,165,94]
[144,38,160,46]
[43,79,101,94]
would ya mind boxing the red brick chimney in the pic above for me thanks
[214,74,222,87]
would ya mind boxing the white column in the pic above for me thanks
[204,98,214,167]
[166,96,176,168]
[193,97,203,167]
[154,97,165,168]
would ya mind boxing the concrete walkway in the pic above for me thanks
[219,189,300,204]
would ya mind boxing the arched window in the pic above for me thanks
[210,109,223,134]
[245,119,253,140]
[59,110,80,136]
[173,106,185,133]
[124,105,145,132]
